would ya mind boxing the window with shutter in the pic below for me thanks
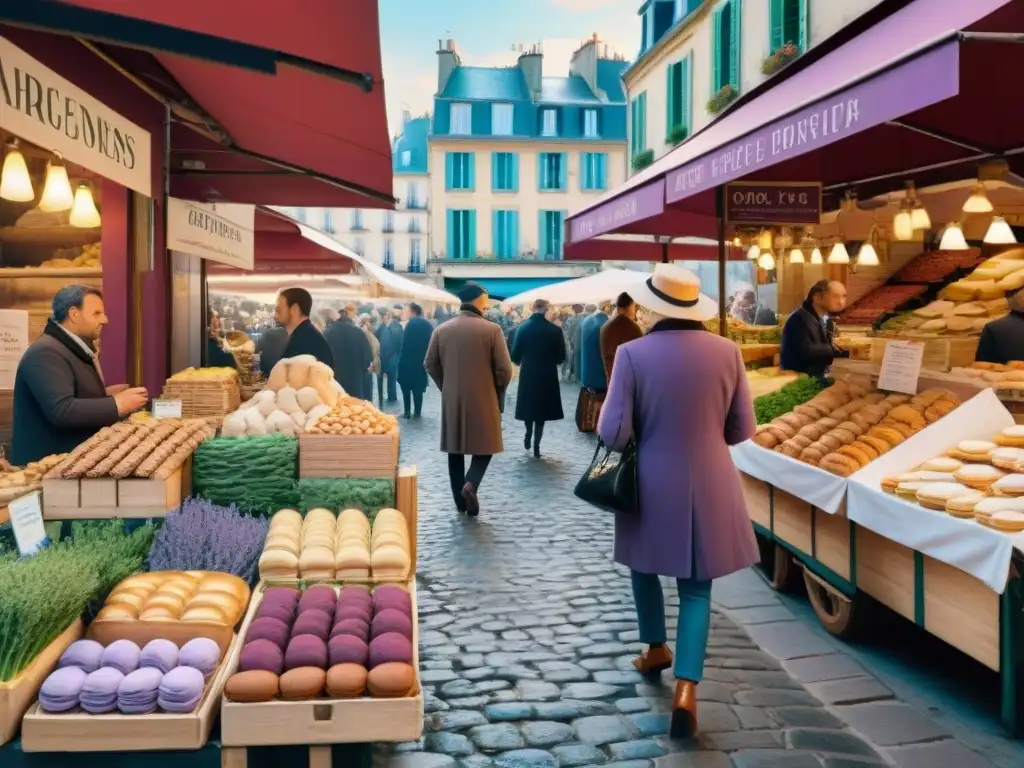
[580,153,607,191]
[712,0,742,92]
[322,209,334,235]
[383,240,394,270]
[448,210,476,260]
[538,153,565,192]
[493,210,520,259]
[492,103,514,136]
[771,0,806,51]
[450,103,472,135]
[583,109,599,138]
[409,239,422,272]
[630,93,647,154]
[539,211,565,260]
[446,153,475,191]
[541,109,558,137]
[492,153,519,192]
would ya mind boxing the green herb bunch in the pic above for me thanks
[193,435,300,513]
[297,478,395,514]
[754,375,825,425]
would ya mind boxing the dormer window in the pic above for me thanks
[583,109,599,138]
[541,108,558,137]
[401,150,411,167]
[450,102,471,135]
[492,103,513,136]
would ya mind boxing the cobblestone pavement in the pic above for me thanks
[380,384,887,768]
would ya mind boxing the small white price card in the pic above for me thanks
[152,399,183,419]
[9,491,47,556]
[877,340,925,395]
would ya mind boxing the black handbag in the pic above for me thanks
[574,437,639,515]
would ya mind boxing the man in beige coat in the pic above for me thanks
[425,283,514,517]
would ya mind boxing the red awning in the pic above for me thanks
[52,0,394,208]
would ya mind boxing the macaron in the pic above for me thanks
[373,585,411,614]
[293,609,332,642]
[330,617,370,642]
[158,665,206,713]
[179,637,221,677]
[100,639,141,676]
[256,599,296,625]
[337,586,372,606]
[117,667,163,714]
[326,663,367,698]
[262,587,300,608]
[139,639,180,674]
[279,667,326,700]
[328,634,369,666]
[298,586,337,613]
[285,634,329,671]
[80,667,125,713]
[371,608,413,640]
[58,639,105,673]
[368,632,413,668]
[246,616,291,649]
[225,670,280,703]
[334,602,372,625]
[39,666,87,712]
[239,639,285,675]
[367,662,415,698]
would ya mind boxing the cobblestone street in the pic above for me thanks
[379,383,887,768]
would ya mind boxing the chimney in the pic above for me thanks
[517,42,543,100]
[570,33,600,96]
[437,38,460,94]
[401,108,412,127]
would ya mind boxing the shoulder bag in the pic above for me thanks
[574,423,639,515]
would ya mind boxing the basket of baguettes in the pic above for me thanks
[752,379,962,477]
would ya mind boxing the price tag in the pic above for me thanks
[9,491,47,556]
[152,399,183,419]
[877,340,925,395]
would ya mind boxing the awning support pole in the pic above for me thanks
[662,242,669,264]
[716,186,727,338]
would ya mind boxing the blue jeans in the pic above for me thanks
[631,570,712,682]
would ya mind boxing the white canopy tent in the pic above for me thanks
[501,268,652,308]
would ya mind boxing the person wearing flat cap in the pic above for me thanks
[595,264,758,739]
[425,282,514,517]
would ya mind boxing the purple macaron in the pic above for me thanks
[262,587,300,608]
[368,632,413,668]
[371,608,413,640]
[285,634,329,670]
[239,639,285,675]
[58,639,105,674]
[100,639,142,676]
[292,609,331,641]
[139,639,180,674]
[117,666,164,714]
[179,637,221,677]
[246,616,291,649]
[298,586,336,613]
[334,601,371,624]
[372,585,412,614]
[158,665,206,713]
[330,617,370,642]
[328,634,369,667]
[256,599,296,625]
[39,666,88,712]
[80,667,125,713]
[337,586,372,605]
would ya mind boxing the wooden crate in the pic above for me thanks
[739,472,771,529]
[396,465,419,573]
[42,477,80,510]
[79,478,117,508]
[21,632,238,752]
[43,463,191,519]
[855,526,915,621]
[0,619,83,745]
[870,334,981,372]
[772,490,813,556]
[814,508,851,581]
[299,432,400,479]
[220,582,424,746]
[923,556,999,671]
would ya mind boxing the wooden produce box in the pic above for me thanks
[42,462,191,520]
[0,620,83,746]
[869,333,980,372]
[219,581,424,746]
[21,633,240,752]
[298,431,399,479]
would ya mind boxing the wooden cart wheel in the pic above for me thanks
[803,568,862,639]
[769,544,799,592]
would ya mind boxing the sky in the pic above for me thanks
[379,0,642,135]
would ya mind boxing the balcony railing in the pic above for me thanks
[407,262,424,273]
[407,223,422,234]
[350,224,368,232]
[405,200,427,210]
[428,250,563,263]
[382,225,395,233]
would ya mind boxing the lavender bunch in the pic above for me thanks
[147,498,268,584]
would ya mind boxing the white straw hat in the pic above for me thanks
[631,264,718,322]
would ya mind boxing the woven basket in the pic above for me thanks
[575,389,605,433]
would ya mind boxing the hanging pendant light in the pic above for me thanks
[757,251,776,271]
[910,204,931,231]
[0,141,34,202]
[893,207,914,241]
[39,157,75,212]
[938,222,968,251]
[757,229,773,251]
[858,242,880,266]
[69,183,101,228]
[788,247,805,264]
[746,244,760,260]
[810,247,824,265]
[732,236,742,247]
[984,216,1017,245]
[963,182,993,214]
[827,242,850,264]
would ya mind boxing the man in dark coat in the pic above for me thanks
[257,325,288,379]
[397,302,433,418]
[601,292,643,381]
[579,303,610,392]
[325,304,372,398]
[276,287,334,368]
[11,286,149,465]
[511,299,566,458]
[376,311,404,404]
[977,287,1024,364]
[780,280,849,380]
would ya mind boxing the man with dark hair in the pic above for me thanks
[275,287,334,367]
[976,287,1024,364]
[12,286,148,464]
[376,309,404,404]
[398,302,432,418]
[780,279,849,379]
[206,308,237,368]
[325,304,372,398]
[601,292,643,381]
[579,302,610,392]
[511,298,566,457]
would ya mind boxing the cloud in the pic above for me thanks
[549,0,617,10]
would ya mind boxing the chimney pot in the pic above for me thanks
[447,39,454,51]
[592,32,599,42]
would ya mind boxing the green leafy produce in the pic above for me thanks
[754,375,825,425]
[297,478,395,513]
[193,435,299,513]
[0,520,154,681]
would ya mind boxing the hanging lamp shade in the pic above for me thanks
[788,247,804,264]
[857,243,880,266]
[910,204,931,231]
[746,244,760,260]
[827,242,850,264]
[757,251,776,270]
[983,216,1016,245]
[69,184,101,228]
[39,160,75,212]
[810,248,823,265]
[893,209,913,241]
[962,183,993,214]
[938,223,968,250]
[0,146,34,202]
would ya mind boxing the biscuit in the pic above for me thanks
[868,426,904,446]
[828,428,856,445]
[851,440,879,461]
[837,421,864,437]
[859,435,890,456]
[995,426,1024,448]
[837,444,871,467]
[818,434,843,452]
[798,424,824,441]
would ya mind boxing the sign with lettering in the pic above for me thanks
[167,197,255,270]
[726,183,821,225]
[877,340,924,396]
[0,35,152,196]
[0,309,28,390]
[9,491,47,557]
[569,179,666,243]
[666,42,960,203]
[152,399,183,419]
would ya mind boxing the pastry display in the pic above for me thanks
[39,636,221,714]
[39,242,102,269]
[46,420,213,480]
[0,453,65,504]
[305,396,399,437]
[224,584,417,703]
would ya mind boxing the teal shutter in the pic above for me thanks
[769,0,784,51]
[537,154,545,191]
[666,63,677,136]
[798,0,808,51]
[509,211,519,258]
[538,211,547,256]
[445,153,454,190]
[558,153,568,190]
[467,153,476,191]
[491,153,499,191]
[579,153,587,191]
[597,153,606,190]
[682,54,692,133]
[730,0,742,90]
[492,210,501,256]
[639,93,647,150]
[558,211,568,258]
[510,153,519,192]
[467,210,477,258]
[446,209,455,257]
[712,7,723,91]
[630,99,638,154]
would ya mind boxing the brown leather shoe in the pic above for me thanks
[670,680,698,739]
[632,644,673,676]
[461,483,480,517]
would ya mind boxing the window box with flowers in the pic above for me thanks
[706,84,738,115]
[667,125,689,147]
[632,149,655,172]
[762,42,800,75]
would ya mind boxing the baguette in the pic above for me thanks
[64,424,136,478]
[86,423,157,477]
[48,427,114,478]
[109,421,178,478]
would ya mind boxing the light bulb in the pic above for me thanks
[910,204,931,231]
[732,236,741,247]
[39,160,74,212]
[0,147,34,202]
[893,210,913,241]
[962,183,993,214]
[827,242,850,264]
[984,216,1017,245]
[746,244,760,260]
[69,184,101,228]
[757,251,776,270]
[789,247,804,264]
[938,223,968,251]
[810,248,823,264]
[858,243,879,266]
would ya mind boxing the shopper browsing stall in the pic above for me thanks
[780,280,850,380]
[976,287,1024,365]
[276,288,335,369]
[11,286,148,465]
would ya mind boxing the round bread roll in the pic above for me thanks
[157,584,196,602]
[371,545,411,579]
[225,670,279,703]
[182,605,229,624]
[367,662,415,698]
[300,546,336,575]
[145,594,187,613]
[280,667,326,700]
[260,549,300,575]
[326,663,368,698]
[271,508,303,528]
[96,604,138,621]
[139,605,179,621]
[188,591,241,616]
[337,509,371,530]
[108,592,146,611]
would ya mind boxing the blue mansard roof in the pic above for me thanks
[393,116,430,174]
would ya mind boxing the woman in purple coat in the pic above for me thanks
[597,265,758,739]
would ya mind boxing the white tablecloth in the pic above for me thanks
[731,442,847,514]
